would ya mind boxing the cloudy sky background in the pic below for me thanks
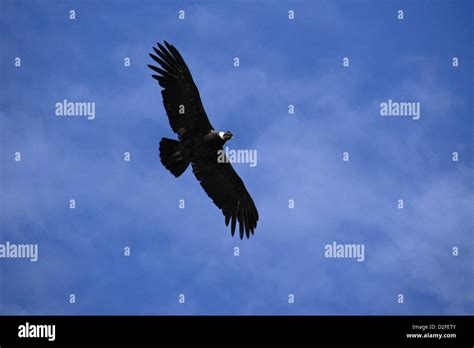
[1,0,472,314]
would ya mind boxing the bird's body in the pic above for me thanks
[159,130,228,176]
[148,41,259,239]
[186,130,228,159]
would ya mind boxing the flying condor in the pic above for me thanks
[147,41,259,239]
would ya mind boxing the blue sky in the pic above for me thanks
[0,0,472,315]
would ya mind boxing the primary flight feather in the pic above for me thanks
[148,41,259,239]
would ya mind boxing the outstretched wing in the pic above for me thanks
[148,41,214,139]
[192,156,259,239]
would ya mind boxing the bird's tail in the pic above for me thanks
[159,138,190,177]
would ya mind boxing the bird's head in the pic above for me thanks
[219,131,233,142]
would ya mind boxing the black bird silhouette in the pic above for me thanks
[148,41,259,239]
